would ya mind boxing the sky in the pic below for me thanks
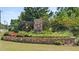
[0,7,57,25]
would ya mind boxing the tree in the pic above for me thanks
[19,7,53,21]
[10,19,20,32]
[53,7,79,36]
[56,7,79,19]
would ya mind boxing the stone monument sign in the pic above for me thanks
[34,19,43,33]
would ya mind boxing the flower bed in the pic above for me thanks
[1,36,75,45]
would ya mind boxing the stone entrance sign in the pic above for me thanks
[34,19,43,33]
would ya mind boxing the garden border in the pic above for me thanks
[2,36,75,45]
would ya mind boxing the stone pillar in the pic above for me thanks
[34,19,43,33]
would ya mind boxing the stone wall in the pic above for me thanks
[2,36,75,45]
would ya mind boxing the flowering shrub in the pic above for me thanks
[9,32,17,37]
[4,32,17,37]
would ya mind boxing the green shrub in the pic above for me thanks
[75,40,79,46]
[70,26,79,36]
[16,31,31,37]
[1,37,3,40]
[8,26,19,33]
[24,34,32,37]
[53,40,64,45]
[51,20,68,32]
[16,34,24,37]
[3,32,10,36]
[75,37,79,46]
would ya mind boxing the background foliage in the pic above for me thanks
[10,7,79,37]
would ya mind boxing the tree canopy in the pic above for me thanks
[19,7,53,21]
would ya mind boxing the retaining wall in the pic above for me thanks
[2,36,75,45]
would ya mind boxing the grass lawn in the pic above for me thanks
[0,40,79,51]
